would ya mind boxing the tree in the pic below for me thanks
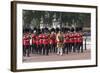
[23,10,90,29]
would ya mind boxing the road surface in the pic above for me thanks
[23,49,91,63]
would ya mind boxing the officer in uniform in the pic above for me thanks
[55,28,60,53]
[56,30,64,56]
[60,27,65,53]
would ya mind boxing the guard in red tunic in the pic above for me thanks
[69,29,74,52]
[32,33,36,54]
[74,27,83,53]
[23,33,26,56]
[73,31,78,52]
[35,35,40,54]
[54,33,57,53]
[63,32,69,54]
[24,33,30,57]
[49,31,56,53]
[78,32,83,53]
[43,34,49,55]
[39,38,43,55]
[53,28,57,53]
[38,32,44,55]
[42,32,49,55]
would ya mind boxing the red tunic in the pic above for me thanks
[39,39,43,45]
[78,33,83,43]
[32,38,36,44]
[73,33,77,43]
[32,34,36,38]
[69,33,74,43]
[79,37,83,43]
[25,38,30,45]
[23,34,30,46]
[50,33,56,44]
[39,34,43,39]
[36,40,39,46]
[35,36,40,46]
[43,39,48,45]
[75,33,83,43]
[49,39,53,44]
[55,40,57,44]
[23,37,26,46]
[64,33,69,43]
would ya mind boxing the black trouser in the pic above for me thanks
[73,43,77,52]
[23,45,26,56]
[32,44,36,54]
[36,45,40,54]
[63,43,66,53]
[76,42,83,53]
[25,45,30,57]
[29,44,32,54]
[78,42,83,53]
[77,43,80,53]
[39,44,43,55]
[63,43,69,54]
[69,43,74,52]
[43,44,49,55]
[67,43,70,53]
[49,44,53,53]
[54,44,57,53]
[48,44,51,53]
[50,44,56,53]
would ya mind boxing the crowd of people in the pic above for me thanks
[23,27,84,57]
